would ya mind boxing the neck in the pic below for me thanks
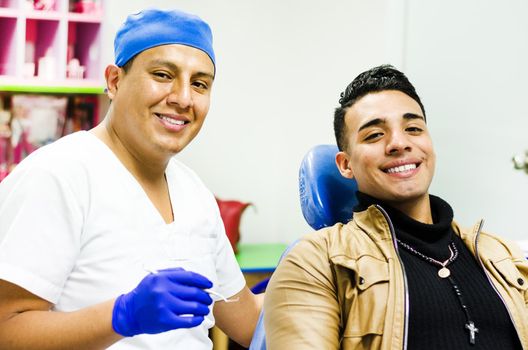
[355,191,434,224]
[385,194,433,224]
[91,110,169,183]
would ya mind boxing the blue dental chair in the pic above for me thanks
[298,144,359,229]
[248,144,358,350]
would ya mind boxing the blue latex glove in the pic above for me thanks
[112,268,213,336]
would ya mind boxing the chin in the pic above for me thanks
[167,145,186,155]
[157,137,191,154]
[389,191,428,203]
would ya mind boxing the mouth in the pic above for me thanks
[383,162,420,174]
[154,113,189,126]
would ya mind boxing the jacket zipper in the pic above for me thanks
[375,205,409,350]
[473,220,524,349]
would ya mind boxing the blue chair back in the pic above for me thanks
[299,144,358,229]
[248,145,358,350]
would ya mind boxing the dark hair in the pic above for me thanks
[120,54,138,73]
[333,64,426,151]
[104,56,137,101]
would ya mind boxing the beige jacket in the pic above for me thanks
[264,205,528,349]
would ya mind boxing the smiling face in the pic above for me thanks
[336,90,436,212]
[105,44,214,165]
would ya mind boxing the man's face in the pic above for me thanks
[336,90,435,207]
[109,44,214,158]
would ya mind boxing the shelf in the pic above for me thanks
[67,21,101,79]
[0,7,18,17]
[24,10,62,20]
[0,0,104,91]
[67,12,101,23]
[0,76,104,94]
[0,1,105,179]
[0,16,16,76]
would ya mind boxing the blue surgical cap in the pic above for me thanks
[114,8,215,69]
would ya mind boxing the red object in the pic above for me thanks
[216,198,251,253]
[26,20,37,43]
[74,0,99,14]
[33,0,55,11]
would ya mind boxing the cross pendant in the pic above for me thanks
[465,321,478,345]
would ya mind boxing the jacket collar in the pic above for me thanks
[329,206,487,271]
[353,205,394,241]
[354,205,481,240]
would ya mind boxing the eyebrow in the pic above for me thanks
[149,59,214,80]
[358,112,424,132]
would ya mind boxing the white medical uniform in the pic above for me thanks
[0,131,246,349]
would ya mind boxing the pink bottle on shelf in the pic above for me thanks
[67,21,76,63]
[0,137,8,181]
[24,19,37,77]
[12,130,34,165]
[0,111,11,182]
[37,49,57,80]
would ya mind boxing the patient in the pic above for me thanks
[263,65,528,349]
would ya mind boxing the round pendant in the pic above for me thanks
[438,267,450,278]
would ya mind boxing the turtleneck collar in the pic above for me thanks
[353,191,455,250]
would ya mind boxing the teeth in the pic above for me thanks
[387,164,416,174]
[159,114,185,125]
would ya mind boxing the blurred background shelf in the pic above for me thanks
[0,0,106,182]
[0,0,104,84]
[0,77,104,94]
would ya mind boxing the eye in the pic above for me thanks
[364,132,384,141]
[152,71,172,80]
[406,126,423,134]
[192,80,210,91]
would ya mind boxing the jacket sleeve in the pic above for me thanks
[263,234,341,349]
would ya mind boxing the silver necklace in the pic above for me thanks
[396,239,458,278]
[396,239,478,344]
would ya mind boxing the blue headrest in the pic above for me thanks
[299,145,359,230]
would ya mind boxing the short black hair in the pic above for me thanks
[120,54,138,73]
[333,64,426,151]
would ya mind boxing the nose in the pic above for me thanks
[386,130,411,155]
[167,80,193,109]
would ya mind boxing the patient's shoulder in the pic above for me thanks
[283,223,356,261]
[289,220,385,264]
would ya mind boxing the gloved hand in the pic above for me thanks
[112,268,213,337]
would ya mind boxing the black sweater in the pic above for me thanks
[354,192,522,350]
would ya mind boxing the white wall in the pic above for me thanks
[102,1,393,244]
[404,0,528,240]
[103,1,528,244]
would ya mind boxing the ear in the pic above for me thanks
[104,65,122,100]
[336,151,354,179]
